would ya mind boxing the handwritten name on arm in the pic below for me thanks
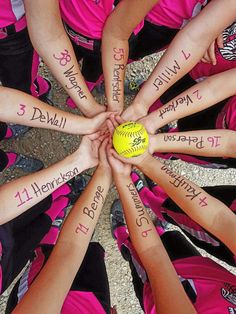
[160,165,208,207]
[126,183,152,238]
[31,107,66,129]
[14,167,79,208]
[112,48,125,103]
[163,134,222,150]
[53,49,87,100]
[75,185,105,235]
[152,49,191,92]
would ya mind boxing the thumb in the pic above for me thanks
[95,111,114,124]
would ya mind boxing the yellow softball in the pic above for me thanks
[112,122,149,158]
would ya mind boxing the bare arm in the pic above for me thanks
[149,129,236,158]
[122,0,236,121]
[24,0,104,117]
[139,69,236,134]
[0,134,102,224]
[13,141,112,313]
[137,154,236,255]
[111,170,196,313]
[0,87,111,134]
[102,0,157,112]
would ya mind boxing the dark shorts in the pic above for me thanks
[130,20,179,60]
[6,242,111,314]
[64,22,139,84]
[162,185,236,266]
[0,195,53,293]
[121,230,200,310]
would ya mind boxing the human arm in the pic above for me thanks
[122,0,236,121]
[134,154,236,255]
[138,68,236,134]
[102,0,157,112]
[108,116,236,255]
[0,133,104,224]
[108,150,196,314]
[0,87,111,134]
[24,0,104,117]
[149,129,236,158]
[13,139,112,314]
[201,33,224,65]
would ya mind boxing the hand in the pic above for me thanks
[138,112,157,135]
[87,111,113,134]
[109,147,151,169]
[107,103,123,116]
[121,102,147,122]
[75,132,105,169]
[107,143,131,177]
[98,137,112,176]
[107,114,154,157]
[83,102,106,118]
[201,34,224,65]
[106,115,125,142]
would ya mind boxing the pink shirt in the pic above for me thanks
[0,0,25,27]
[143,256,236,314]
[61,291,106,314]
[146,0,207,29]
[60,0,114,39]
[59,0,143,39]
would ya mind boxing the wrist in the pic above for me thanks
[132,101,148,119]
[149,135,158,154]
[67,152,87,173]
[97,164,112,179]
[138,153,155,172]
[113,172,130,184]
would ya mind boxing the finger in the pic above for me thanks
[110,149,128,163]
[208,42,217,65]
[86,131,101,140]
[201,56,209,63]
[115,115,125,125]
[201,50,211,63]
[107,119,115,135]
[106,143,114,158]
[99,137,109,158]
[98,133,107,142]
[110,115,119,128]
[96,112,114,125]
[217,33,224,48]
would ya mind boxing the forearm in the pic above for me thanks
[102,35,127,113]
[0,152,87,224]
[114,174,196,314]
[133,0,236,114]
[13,166,112,313]
[143,69,236,133]
[114,174,158,253]
[102,0,157,112]
[0,87,94,134]
[150,130,236,158]
[24,0,99,117]
[139,155,236,255]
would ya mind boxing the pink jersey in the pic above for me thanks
[146,0,207,29]
[61,291,106,314]
[0,0,25,27]
[59,0,114,39]
[59,0,143,39]
[143,256,236,313]
[190,22,236,81]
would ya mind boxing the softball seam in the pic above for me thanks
[119,144,147,157]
